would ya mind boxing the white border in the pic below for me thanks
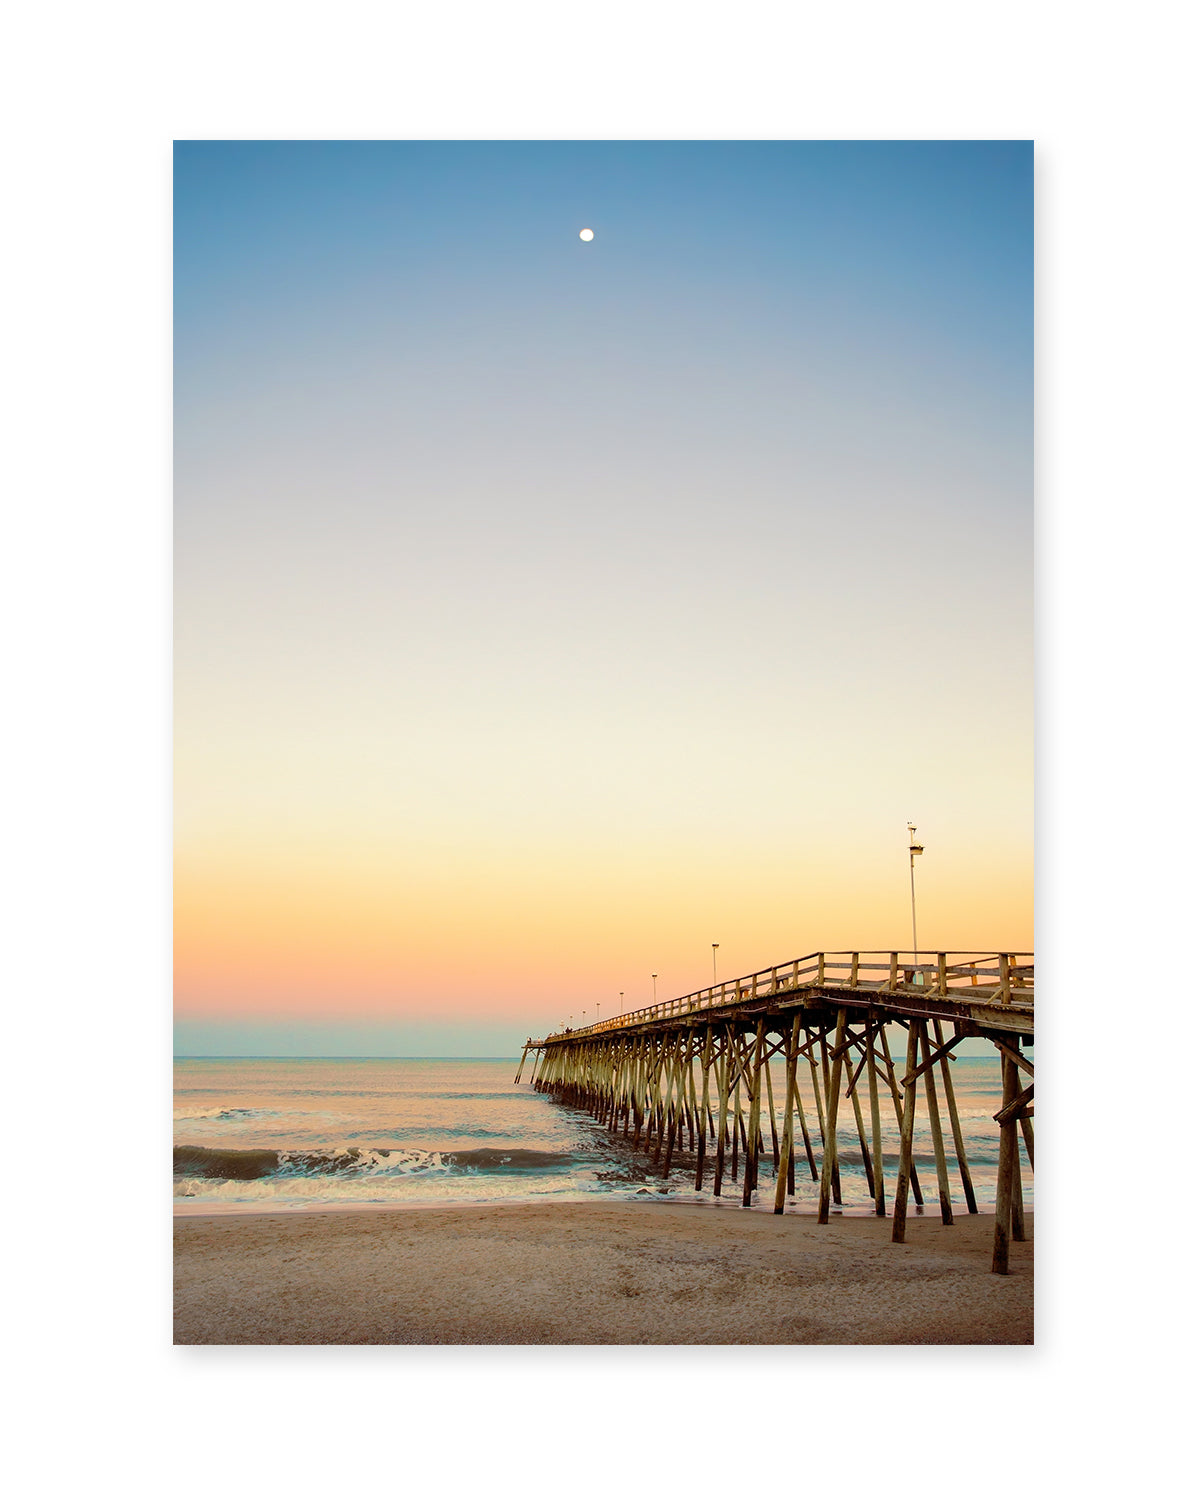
[6,0,1191,1491]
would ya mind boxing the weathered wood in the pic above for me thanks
[988,1037,1034,1076]
[899,1032,959,1088]
[807,1031,827,1146]
[919,1021,954,1225]
[1019,1114,1035,1172]
[818,1010,848,1224]
[762,1045,781,1170]
[866,1023,886,1216]
[891,1022,921,1243]
[846,1041,875,1202]
[881,1037,925,1206]
[730,1048,742,1184]
[818,1028,843,1205]
[774,1014,802,1214]
[992,1051,1019,1273]
[713,1039,730,1197]
[694,1027,713,1191]
[661,1036,682,1178]
[743,1021,765,1206]
[1010,1106,1026,1242]
[791,1049,819,1182]
[932,1019,977,1213]
[994,1082,1034,1126]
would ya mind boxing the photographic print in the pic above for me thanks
[173,140,1033,1344]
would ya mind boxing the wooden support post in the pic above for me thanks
[661,1039,680,1179]
[867,1024,885,1216]
[648,1037,666,1161]
[792,1056,819,1183]
[818,1010,848,1224]
[774,1015,801,1215]
[514,1045,529,1085]
[763,1046,781,1171]
[713,1040,730,1197]
[818,1028,842,1205]
[730,1051,742,1184]
[882,1037,925,1206]
[694,1027,713,1192]
[891,1022,921,1243]
[919,1021,954,1225]
[1020,1115,1035,1173]
[847,1051,874,1203]
[933,1019,977,1213]
[807,1031,827,1147]
[1010,1124,1026,1241]
[743,1021,765,1206]
[992,1050,1019,1274]
[685,1034,699,1154]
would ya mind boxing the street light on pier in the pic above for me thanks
[907,823,924,973]
[712,943,719,987]
[652,973,658,1005]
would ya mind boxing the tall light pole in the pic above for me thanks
[652,973,658,1005]
[619,991,624,1015]
[907,822,924,972]
[712,943,719,987]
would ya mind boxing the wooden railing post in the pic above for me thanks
[849,952,859,987]
[817,953,825,985]
[1000,953,1011,1004]
[937,953,947,996]
[889,952,898,990]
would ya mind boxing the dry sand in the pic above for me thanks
[174,1199,1032,1345]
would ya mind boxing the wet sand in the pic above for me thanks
[174,1199,1032,1345]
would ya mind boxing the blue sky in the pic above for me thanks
[174,141,1032,1056]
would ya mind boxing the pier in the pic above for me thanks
[517,950,1034,1274]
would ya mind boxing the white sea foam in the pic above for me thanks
[174,1167,608,1210]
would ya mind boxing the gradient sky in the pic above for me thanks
[174,141,1032,1056]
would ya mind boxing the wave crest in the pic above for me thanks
[173,1144,578,1183]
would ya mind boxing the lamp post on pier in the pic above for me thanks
[712,943,719,987]
[652,973,658,1005]
[907,822,924,973]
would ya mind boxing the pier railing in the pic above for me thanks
[550,951,1033,1042]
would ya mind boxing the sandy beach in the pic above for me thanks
[174,1200,1032,1345]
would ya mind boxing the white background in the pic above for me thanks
[3,2,1194,1496]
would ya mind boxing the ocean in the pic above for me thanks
[173,1053,1031,1215]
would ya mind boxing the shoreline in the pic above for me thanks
[172,1190,1001,1219]
[175,1198,1032,1345]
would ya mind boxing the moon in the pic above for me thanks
[579,228,594,241]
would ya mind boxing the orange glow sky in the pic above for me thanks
[175,142,1032,1054]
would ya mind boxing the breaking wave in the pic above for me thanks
[173,1144,579,1183]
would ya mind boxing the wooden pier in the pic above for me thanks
[517,950,1034,1274]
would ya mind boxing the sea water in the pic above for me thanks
[173,1053,1031,1215]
